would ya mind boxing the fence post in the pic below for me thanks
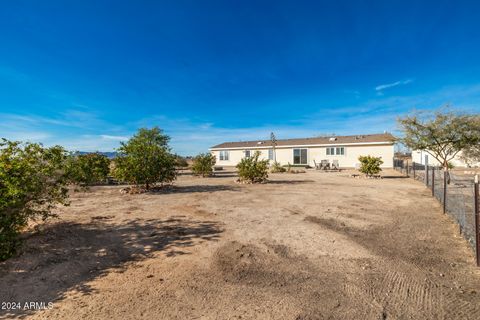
[413,162,416,179]
[426,165,429,186]
[406,160,409,177]
[474,174,479,267]
[425,155,429,185]
[431,167,435,197]
[443,169,447,214]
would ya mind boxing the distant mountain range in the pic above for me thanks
[76,151,118,159]
[75,152,192,159]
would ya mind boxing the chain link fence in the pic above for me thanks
[394,159,480,266]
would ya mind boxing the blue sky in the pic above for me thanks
[1,0,480,155]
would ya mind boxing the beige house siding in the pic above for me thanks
[211,143,394,168]
[412,150,480,168]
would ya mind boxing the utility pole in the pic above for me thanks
[270,132,277,162]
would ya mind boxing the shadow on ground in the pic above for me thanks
[0,217,222,319]
[210,172,238,178]
[381,175,409,179]
[156,184,240,194]
[303,215,446,268]
[267,179,315,185]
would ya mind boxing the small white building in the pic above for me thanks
[412,150,480,168]
[210,133,395,168]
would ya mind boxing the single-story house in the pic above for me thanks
[210,133,395,168]
[412,150,480,168]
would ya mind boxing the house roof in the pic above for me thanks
[210,133,396,149]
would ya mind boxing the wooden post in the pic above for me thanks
[406,160,409,177]
[443,169,447,214]
[474,174,479,267]
[431,167,435,197]
[413,162,416,179]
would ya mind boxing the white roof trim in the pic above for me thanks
[210,141,394,151]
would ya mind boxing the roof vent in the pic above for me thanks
[257,141,263,145]
[329,137,337,141]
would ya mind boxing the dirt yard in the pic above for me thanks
[1,169,480,319]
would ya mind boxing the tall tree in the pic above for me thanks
[113,127,176,190]
[397,108,480,170]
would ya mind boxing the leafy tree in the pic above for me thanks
[459,144,480,167]
[0,139,69,261]
[66,152,110,186]
[112,127,176,189]
[191,153,216,177]
[236,151,269,183]
[398,109,480,170]
[358,155,383,176]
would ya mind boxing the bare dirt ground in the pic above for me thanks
[1,169,480,319]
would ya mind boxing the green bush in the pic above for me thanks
[0,139,69,261]
[358,155,383,176]
[66,152,110,186]
[191,153,216,177]
[270,161,286,173]
[113,127,177,190]
[236,151,269,183]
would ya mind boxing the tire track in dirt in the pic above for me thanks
[304,214,480,319]
[342,261,443,318]
[372,264,442,318]
[206,240,403,319]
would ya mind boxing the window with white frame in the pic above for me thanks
[244,150,251,158]
[293,148,308,164]
[219,150,229,161]
[268,149,274,160]
[326,146,344,155]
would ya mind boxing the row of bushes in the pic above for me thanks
[0,127,184,260]
[0,125,384,261]
[189,151,385,180]
[0,139,118,260]
[0,126,230,261]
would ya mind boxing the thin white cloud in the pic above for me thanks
[0,131,51,142]
[2,83,480,155]
[0,109,106,129]
[99,135,129,141]
[49,135,124,152]
[375,79,413,91]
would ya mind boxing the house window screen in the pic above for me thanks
[326,147,344,155]
[293,149,307,164]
